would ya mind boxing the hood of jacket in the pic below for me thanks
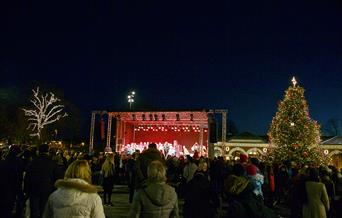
[224,175,250,195]
[143,183,175,207]
[55,178,99,193]
[51,178,99,207]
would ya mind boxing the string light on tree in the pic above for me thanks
[22,87,68,139]
[265,76,326,166]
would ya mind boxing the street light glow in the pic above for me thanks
[127,90,136,110]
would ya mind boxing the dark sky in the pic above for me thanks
[1,0,341,135]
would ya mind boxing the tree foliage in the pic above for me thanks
[266,79,326,166]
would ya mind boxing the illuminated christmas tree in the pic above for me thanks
[267,77,326,166]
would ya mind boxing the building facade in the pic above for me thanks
[214,132,342,169]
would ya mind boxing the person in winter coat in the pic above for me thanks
[275,164,289,204]
[182,155,198,183]
[319,167,335,218]
[246,164,264,199]
[302,168,329,218]
[224,163,276,218]
[135,143,165,188]
[224,164,254,218]
[43,160,105,218]
[101,153,116,206]
[289,167,307,218]
[263,165,275,208]
[183,161,216,218]
[126,153,137,203]
[129,160,179,218]
[24,144,60,218]
[0,145,24,218]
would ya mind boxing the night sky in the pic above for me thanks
[1,0,341,135]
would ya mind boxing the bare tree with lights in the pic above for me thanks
[23,87,67,139]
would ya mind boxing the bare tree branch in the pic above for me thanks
[22,87,67,139]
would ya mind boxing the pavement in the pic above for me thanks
[103,185,130,218]
[104,185,290,218]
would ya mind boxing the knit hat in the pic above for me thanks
[239,152,248,163]
[246,164,257,176]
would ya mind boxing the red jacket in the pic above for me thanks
[269,174,275,193]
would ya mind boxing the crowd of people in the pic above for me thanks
[0,143,342,218]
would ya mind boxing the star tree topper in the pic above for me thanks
[291,76,297,87]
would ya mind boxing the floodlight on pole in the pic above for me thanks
[127,91,135,110]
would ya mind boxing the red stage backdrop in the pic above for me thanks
[124,123,208,149]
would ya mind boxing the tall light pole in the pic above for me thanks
[127,91,135,110]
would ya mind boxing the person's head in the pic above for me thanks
[105,153,114,163]
[198,161,208,172]
[8,145,21,157]
[280,165,287,171]
[232,163,246,177]
[320,168,329,177]
[239,152,248,163]
[64,160,92,184]
[250,157,260,167]
[102,153,115,177]
[186,155,193,163]
[307,167,320,182]
[147,160,166,183]
[148,143,157,149]
[39,144,49,155]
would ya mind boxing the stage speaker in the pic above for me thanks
[209,120,217,143]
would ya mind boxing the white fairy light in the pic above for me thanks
[22,87,68,139]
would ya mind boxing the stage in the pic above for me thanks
[89,109,227,158]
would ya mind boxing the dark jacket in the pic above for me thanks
[184,171,215,218]
[24,154,59,197]
[0,155,24,217]
[129,183,179,218]
[224,175,276,218]
[136,148,164,188]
